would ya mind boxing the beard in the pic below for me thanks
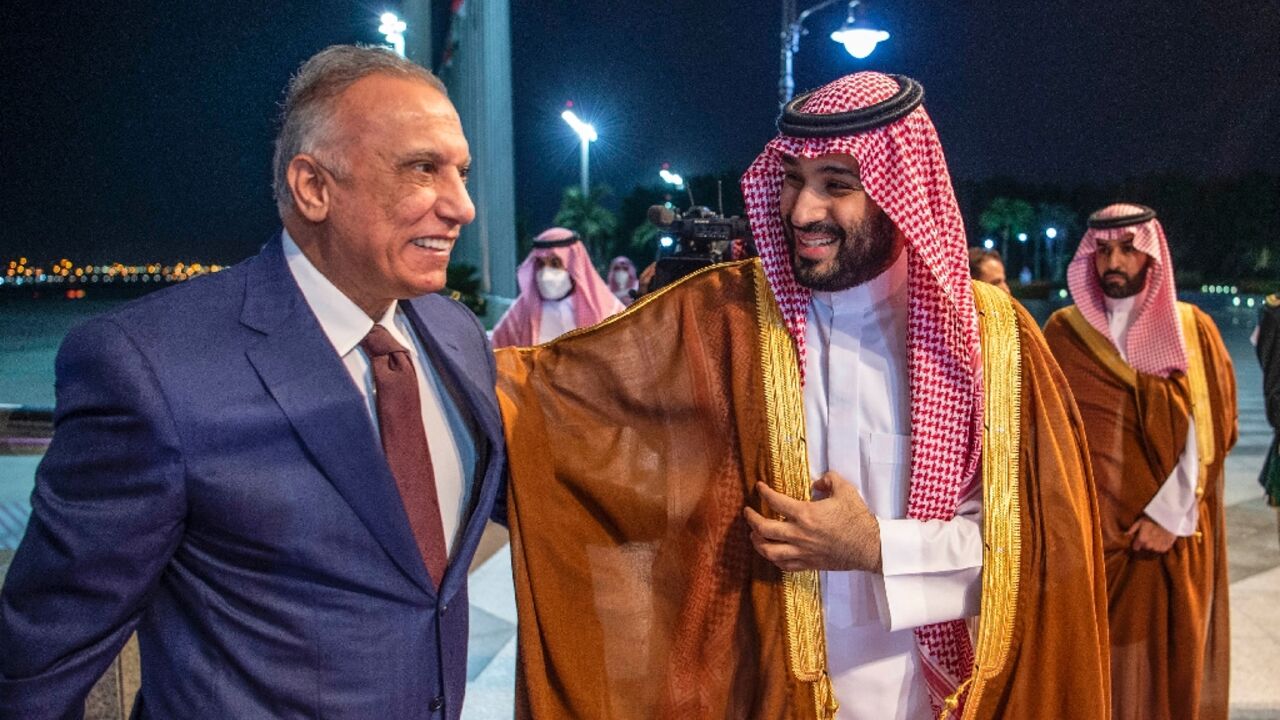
[785,208,899,292]
[1099,264,1149,298]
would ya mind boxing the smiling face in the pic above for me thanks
[286,73,475,317]
[778,152,902,292]
[1094,232,1151,299]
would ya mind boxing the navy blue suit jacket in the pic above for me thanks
[0,237,507,719]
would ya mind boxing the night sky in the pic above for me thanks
[2,0,1278,264]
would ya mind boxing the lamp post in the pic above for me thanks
[779,0,890,105]
[561,106,597,197]
[378,12,407,57]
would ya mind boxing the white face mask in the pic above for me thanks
[536,267,573,300]
[612,270,632,288]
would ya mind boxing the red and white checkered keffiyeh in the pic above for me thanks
[741,72,982,712]
[1066,204,1187,376]
[491,228,624,348]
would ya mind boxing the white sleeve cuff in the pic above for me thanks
[1144,418,1200,537]
[875,516,983,631]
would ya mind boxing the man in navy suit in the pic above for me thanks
[0,45,506,719]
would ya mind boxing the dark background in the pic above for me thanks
[2,0,1278,267]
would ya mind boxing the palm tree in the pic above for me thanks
[553,185,618,269]
[979,198,1035,278]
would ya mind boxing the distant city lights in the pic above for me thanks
[2,257,226,291]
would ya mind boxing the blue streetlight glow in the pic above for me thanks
[1017,232,1028,243]
[982,238,995,250]
[1045,227,1059,240]
[830,26,890,59]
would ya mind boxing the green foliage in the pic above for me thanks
[442,262,486,316]
[979,197,1035,239]
[553,185,618,270]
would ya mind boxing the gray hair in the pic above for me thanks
[272,44,447,216]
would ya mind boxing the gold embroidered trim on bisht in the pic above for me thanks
[944,281,1023,720]
[1178,303,1216,487]
[1060,306,1138,387]
[753,261,838,719]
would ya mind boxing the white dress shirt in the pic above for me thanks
[1103,295,1199,536]
[538,295,577,344]
[282,231,475,557]
[803,251,983,720]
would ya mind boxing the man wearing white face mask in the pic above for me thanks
[492,227,625,348]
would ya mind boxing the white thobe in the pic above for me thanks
[803,252,983,720]
[283,231,476,556]
[1103,295,1200,536]
[537,295,577,343]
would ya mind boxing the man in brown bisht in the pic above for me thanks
[1044,204,1238,720]
[738,73,1109,719]
[495,72,1109,720]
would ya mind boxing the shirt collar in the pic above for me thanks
[1103,293,1137,318]
[282,229,396,357]
[811,244,909,312]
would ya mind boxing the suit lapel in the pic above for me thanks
[403,299,505,587]
[242,238,434,596]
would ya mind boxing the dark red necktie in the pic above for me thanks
[361,324,448,588]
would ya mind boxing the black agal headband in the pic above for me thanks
[777,75,925,138]
[531,231,582,249]
[1086,205,1157,230]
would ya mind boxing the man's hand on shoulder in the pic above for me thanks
[744,471,882,573]
[1126,515,1177,554]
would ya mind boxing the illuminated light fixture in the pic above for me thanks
[829,2,891,60]
[659,167,684,189]
[561,107,598,196]
[1045,227,1059,240]
[982,238,995,250]
[780,0,892,104]
[560,109,597,143]
[1017,232,1028,243]
[378,12,407,57]
[660,235,676,248]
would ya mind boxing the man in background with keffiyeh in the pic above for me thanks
[740,72,1111,719]
[1045,204,1238,720]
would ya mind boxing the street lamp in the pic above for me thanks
[560,106,597,197]
[780,0,890,104]
[660,163,699,207]
[659,167,684,189]
[829,2,891,60]
[378,12,407,57]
